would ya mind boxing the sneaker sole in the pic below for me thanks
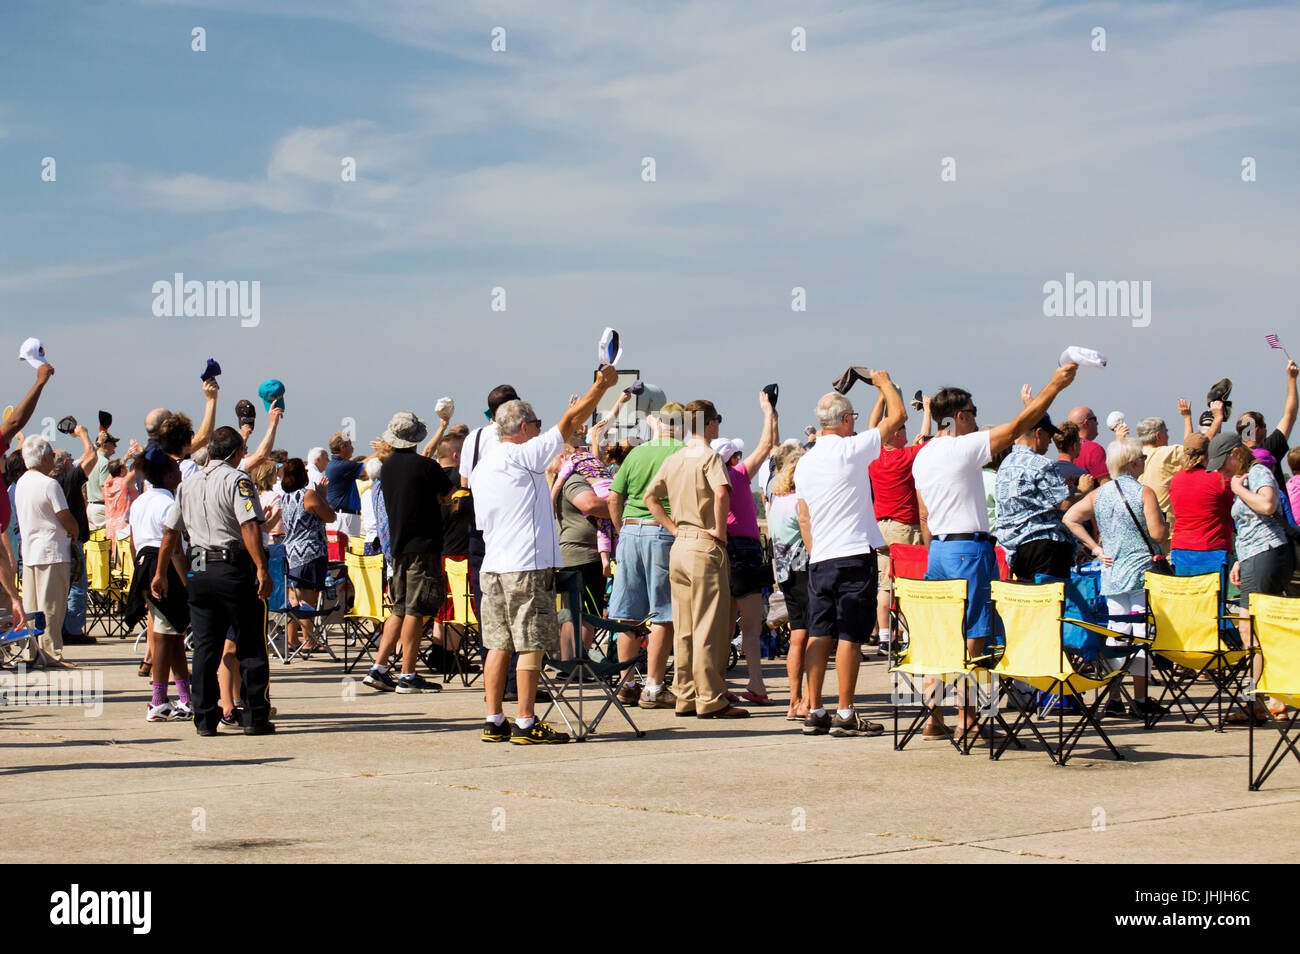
[481,734,511,743]
[509,736,569,744]
[363,678,395,692]
[830,726,884,737]
[802,725,830,736]
[638,700,674,709]
[395,685,423,694]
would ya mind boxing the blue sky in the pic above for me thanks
[2,0,1299,456]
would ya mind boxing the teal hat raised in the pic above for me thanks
[258,379,285,411]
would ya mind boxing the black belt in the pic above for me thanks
[936,532,993,543]
[197,546,246,563]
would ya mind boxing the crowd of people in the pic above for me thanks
[4,345,1299,743]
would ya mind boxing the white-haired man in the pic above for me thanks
[15,436,78,668]
[794,371,906,737]
[472,366,619,744]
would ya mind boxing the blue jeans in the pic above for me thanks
[926,539,1002,643]
[65,548,87,636]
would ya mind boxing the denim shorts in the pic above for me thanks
[926,539,1002,642]
[608,523,674,624]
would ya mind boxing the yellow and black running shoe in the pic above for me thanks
[509,718,570,745]
[482,720,511,743]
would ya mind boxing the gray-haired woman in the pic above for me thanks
[1063,437,1168,719]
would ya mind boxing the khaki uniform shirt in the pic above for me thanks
[645,441,730,533]
[1141,444,1187,519]
[175,460,265,550]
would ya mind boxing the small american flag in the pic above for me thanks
[1266,333,1293,360]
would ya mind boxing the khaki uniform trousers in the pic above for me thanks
[668,527,731,716]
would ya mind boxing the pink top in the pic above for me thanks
[725,463,761,539]
[1288,476,1300,524]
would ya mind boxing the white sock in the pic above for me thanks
[812,707,826,718]
[372,664,388,675]
[838,708,853,720]
[486,713,505,726]
[515,716,536,730]
[879,628,892,642]
[644,681,662,695]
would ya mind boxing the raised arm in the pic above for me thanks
[241,407,283,469]
[913,395,933,446]
[741,390,776,480]
[1206,400,1225,440]
[589,390,632,450]
[867,392,886,430]
[1277,360,1299,440]
[1,364,55,442]
[1177,398,1193,442]
[871,370,906,446]
[186,378,220,453]
[421,404,454,459]
[74,425,96,475]
[560,365,619,442]
[988,364,1077,457]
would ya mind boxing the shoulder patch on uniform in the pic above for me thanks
[236,478,255,499]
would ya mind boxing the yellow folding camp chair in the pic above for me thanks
[343,549,388,673]
[890,578,998,754]
[1143,572,1250,731]
[83,537,114,636]
[990,581,1125,765]
[1246,594,1300,791]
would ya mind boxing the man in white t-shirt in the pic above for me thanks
[15,436,78,668]
[911,362,1077,743]
[470,369,617,745]
[794,371,905,738]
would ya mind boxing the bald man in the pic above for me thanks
[144,378,220,454]
[1067,406,1109,485]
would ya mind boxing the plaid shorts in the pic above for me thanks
[479,568,559,654]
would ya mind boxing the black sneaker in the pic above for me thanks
[395,673,441,694]
[829,711,884,737]
[1104,697,1128,718]
[802,710,832,736]
[243,722,276,736]
[1130,697,1169,719]
[482,719,511,743]
[363,667,397,691]
[509,718,570,745]
[220,706,243,727]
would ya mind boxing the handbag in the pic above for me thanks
[1117,482,1173,575]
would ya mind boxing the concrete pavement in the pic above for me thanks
[2,639,1296,863]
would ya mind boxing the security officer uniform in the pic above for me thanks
[175,459,272,733]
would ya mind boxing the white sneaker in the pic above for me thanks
[172,700,194,719]
[146,702,175,722]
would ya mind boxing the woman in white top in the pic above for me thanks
[14,436,77,669]
[129,451,192,722]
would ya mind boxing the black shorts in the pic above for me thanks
[808,553,877,642]
[288,555,328,591]
[1239,544,1295,609]
[1009,539,1075,582]
[727,536,771,598]
[781,568,810,631]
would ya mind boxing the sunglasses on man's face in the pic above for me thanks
[525,418,542,428]
[960,406,977,418]
[710,415,723,425]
